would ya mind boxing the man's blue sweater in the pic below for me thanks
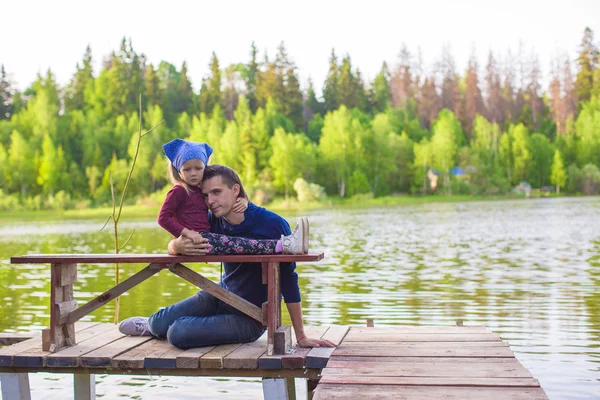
[208,203,301,307]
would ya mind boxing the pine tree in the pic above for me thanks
[175,61,194,114]
[371,62,391,113]
[574,27,598,107]
[201,52,222,114]
[464,52,486,136]
[323,49,341,112]
[245,42,259,113]
[418,76,440,129]
[65,45,94,111]
[485,51,503,124]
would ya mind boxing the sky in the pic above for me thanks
[2,0,599,94]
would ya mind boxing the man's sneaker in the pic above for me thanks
[282,217,309,255]
[119,316,152,336]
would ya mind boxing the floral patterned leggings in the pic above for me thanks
[200,232,278,255]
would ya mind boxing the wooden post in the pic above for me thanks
[366,319,374,327]
[306,378,319,400]
[263,377,294,400]
[0,373,31,400]
[74,373,95,400]
[266,261,281,356]
[48,263,78,352]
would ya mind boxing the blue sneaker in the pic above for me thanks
[119,317,152,336]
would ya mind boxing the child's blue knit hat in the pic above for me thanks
[163,138,213,171]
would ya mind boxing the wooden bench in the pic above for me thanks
[9,253,324,356]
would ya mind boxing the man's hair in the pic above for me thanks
[203,164,247,199]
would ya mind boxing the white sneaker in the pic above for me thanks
[119,317,152,336]
[282,217,309,255]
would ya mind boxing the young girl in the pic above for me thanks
[158,138,307,255]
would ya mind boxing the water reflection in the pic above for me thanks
[0,197,599,399]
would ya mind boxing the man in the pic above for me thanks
[120,164,334,350]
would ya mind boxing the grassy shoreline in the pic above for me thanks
[0,193,555,222]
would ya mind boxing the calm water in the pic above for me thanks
[0,197,599,399]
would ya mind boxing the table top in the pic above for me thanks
[10,253,325,264]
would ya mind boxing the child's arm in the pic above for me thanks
[180,228,204,245]
[232,197,248,214]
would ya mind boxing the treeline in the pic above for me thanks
[1,28,600,210]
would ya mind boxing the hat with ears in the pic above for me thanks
[163,138,213,171]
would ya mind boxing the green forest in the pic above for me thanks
[1,28,600,211]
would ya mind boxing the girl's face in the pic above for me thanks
[179,159,205,186]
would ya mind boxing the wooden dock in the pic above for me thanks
[313,325,549,400]
[0,323,548,399]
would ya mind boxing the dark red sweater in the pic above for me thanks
[157,185,211,237]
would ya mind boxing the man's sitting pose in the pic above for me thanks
[120,164,335,350]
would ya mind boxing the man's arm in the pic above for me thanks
[168,235,210,255]
[286,302,336,348]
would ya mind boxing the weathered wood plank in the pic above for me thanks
[57,300,78,325]
[274,326,291,355]
[45,324,123,367]
[349,326,490,334]
[321,361,533,378]
[266,261,281,356]
[222,334,267,369]
[169,263,262,323]
[313,385,549,400]
[332,346,515,358]
[200,343,243,369]
[58,263,77,286]
[331,356,520,364]
[144,342,187,369]
[319,375,541,387]
[337,341,509,348]
[67,263,164,324]
[305,326,349,369]
[11,253,324,264]
[343,332,502,342]
[175,346,216,369]
[81,335,153,368]
[5,323,103,368]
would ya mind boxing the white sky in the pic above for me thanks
[2,0,599,94]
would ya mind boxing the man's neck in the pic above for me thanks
[223,212,245,225]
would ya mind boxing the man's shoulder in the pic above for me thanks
[248,203,287,224]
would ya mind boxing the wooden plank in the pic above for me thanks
[59,263,77,286]
[200,343,243,369]
[81,335,153,368]
[11,253,325,264]
[280,326,331,369]
[4,323,102,368]
[321,361,533,378]
[45,324,123,367]
[331,346,515,358]
[274,326,291,355]
[331,356,520,363]
[222,334,267,369]
[305,326,349,369]
[168,263,262,323]
[175,346,216,369]
[112,339,183,369]
[266,261,281,355]
[337,341,509,348]
[67,263,164,324]
[313,385,549,400]
[319,375,541,387]
[343,332,502,342]
[144,343,187,369]
[348,326,490,334]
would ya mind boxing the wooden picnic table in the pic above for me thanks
[9,253,324,356]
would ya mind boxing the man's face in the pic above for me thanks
[202,176,239,218]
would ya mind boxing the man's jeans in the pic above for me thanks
[148,291,265,349]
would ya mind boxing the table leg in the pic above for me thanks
[46,263,78,352]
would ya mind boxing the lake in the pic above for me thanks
[0,197,599,399]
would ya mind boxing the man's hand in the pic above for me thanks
[297,336,336,348]
[168,235,211,255]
